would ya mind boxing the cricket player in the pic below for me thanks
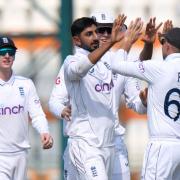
[91,12,161,180]
[53,14,144,180]
[0,36,53,180]
[62,16,127,180]
[111,26,180,180]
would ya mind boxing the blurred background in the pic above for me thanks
[0,0,179,179]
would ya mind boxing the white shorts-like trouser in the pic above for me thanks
[66,138,115,180]
[141,137,180,180]
[0,150,28,180]
[112,136,130,180]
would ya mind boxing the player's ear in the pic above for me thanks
[72,36,81,46]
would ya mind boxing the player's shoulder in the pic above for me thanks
[14,75,28,81]
[14,75,34,86]
[64,54,76,64]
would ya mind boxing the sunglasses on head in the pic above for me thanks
[0,48,16,56]
[97,27,112,34]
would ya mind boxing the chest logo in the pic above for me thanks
[19,87,24,96]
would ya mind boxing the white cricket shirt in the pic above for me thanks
[49,49,146,139]
[0,74,49,153]
[112,52,180,138]
[63,46,122,147]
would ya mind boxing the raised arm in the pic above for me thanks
[120,18,144,53]
[88,14,127,64]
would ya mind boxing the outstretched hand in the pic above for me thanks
[111,14,127,44]
[124,18,144,45]
[41,133,53,149]
[118,18,143,52]
[158,20,173,41]
[142,17,162,44]
[61,105,71,121]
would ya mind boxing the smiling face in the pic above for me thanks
[96,24,127,47]
[96,26,112,45]
[73,24,99,52]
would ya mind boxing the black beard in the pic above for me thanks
[81,43,99,52]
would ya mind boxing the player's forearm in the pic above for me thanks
[139,42,153,61]
[112,60,143,79]
[88,41,114,64]
[31,115,49,134]
[119,38,134,53]
[49,100,66,119]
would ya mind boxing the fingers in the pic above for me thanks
[146,17,162,33]
[162,20,173,34]
[130,18,143,33]
[155,22,163,32]
[113,14,127,31]
[125,18,143,44]
[41,133,53,149]
[139,87,148,107]
[61,106,71,121]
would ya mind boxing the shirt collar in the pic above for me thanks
[74,46,90,56]
[165,53,180,61]
[0,73,15,86]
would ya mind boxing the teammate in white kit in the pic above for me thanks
[92,12,161,180]
[49,13,160,180]
[111,25,180,180]
[0,36,53,180]
[63,15,129,180]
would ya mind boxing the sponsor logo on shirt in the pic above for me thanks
[138,62,145,73]
[64,169,68,178]
[104,62,111,70]
[0,104,24,115]
[90,166,98,177]
[89,68,94,74]
[55,77,61,85]
[95,80,114,92]
[112,73,118,80]
[19,87,24,96]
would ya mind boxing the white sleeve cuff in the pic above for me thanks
[31,116,49,134]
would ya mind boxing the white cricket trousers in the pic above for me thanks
[141,137,180,180]
[0,150,28,180]
[67,138,115,180]
[112,136,130,180]
[63,145,77,180]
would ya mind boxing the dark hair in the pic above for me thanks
[71,17,97,37]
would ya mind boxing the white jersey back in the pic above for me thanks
[0,74,49,153]
[64,47,117,147]
[112,53,180,138]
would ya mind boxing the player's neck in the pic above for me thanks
[0,69,12,82]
